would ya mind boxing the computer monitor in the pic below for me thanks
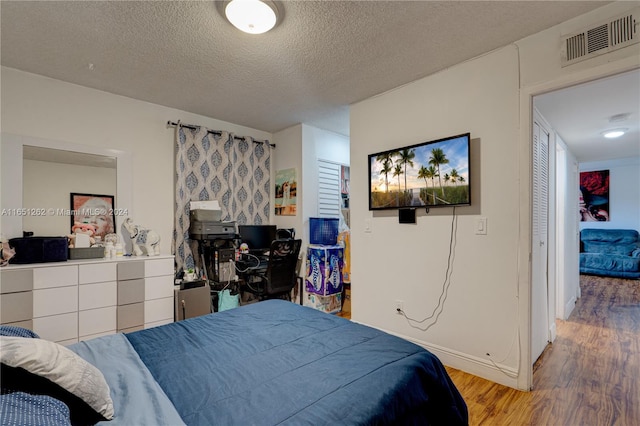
[238,225,277,253]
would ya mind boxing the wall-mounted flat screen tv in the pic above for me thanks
[368,133,471,210]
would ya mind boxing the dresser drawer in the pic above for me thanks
[79,306,116,337]
[117,303,144,330]
[3,319,33,330]
[79,330,113,342]
[119,325,144,334]
[1,291,33,323]
[144,318,173,329]
[117,261,145,280]
[145,276,174,300]
[144,258,173,277]
[33,265,77,289]
[79,281,117,310]
[33,312,77,343]
[33,286,78,318]
[0,269,33,293]
[144,298,173,324]
[79,263,117,284]
[118,279,144,304]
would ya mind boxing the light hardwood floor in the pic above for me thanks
[446,275,639,425]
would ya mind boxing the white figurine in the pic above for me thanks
[123,217,161,256]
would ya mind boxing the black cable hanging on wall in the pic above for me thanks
[167,121,276,148]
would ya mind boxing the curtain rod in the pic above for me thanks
[167,121,275,148]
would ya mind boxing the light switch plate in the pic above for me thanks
[476,217,487,235]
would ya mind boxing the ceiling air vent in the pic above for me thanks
[561,9,639,67]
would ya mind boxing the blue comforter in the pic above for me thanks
[69,334,185,426]
[125,300,467,425]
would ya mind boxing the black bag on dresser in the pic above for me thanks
[8,237,68,264]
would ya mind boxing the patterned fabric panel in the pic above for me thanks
[0,391,70,426]
[173,124,272,271]
[0,326,39,339]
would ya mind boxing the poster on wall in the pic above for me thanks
[70,193,116,239]
[341,165,350,208]
[275,168,297,216]
[579,170,610,222]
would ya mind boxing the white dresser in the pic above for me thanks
[0,255,174,345]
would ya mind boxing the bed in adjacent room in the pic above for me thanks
[0,300,468,425]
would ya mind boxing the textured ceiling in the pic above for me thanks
[2,1,610,138]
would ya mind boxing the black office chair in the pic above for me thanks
[243,239,302,301]
[276,228,295,239]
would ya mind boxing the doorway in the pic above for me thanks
[531,68,639,374]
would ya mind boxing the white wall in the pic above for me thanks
[273,123,350,245]
[351,46,522,386]
[350,2,639,389]
[273,124,304,237]
[556,136,580,320]
[22,160,116,236]
[1,67,272,252]
[579,157,640,231]
[301,124,350,242]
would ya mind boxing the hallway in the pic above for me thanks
[446,275,640,425]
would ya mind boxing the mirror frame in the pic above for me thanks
[1,133,133,240]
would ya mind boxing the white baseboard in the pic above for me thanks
[549,321,557,342]
[564,296,576,319]
[357,323,522,390]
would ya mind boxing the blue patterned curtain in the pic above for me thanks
[173,124,271,272]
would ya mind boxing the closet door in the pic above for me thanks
[532,119,550,364]
[317,160,342,218]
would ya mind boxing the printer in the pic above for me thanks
[188,200,237,240]
[189,220,236,240]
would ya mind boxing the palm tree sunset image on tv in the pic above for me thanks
[368,133,471,210]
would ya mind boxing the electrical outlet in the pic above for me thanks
[395,300,403,314]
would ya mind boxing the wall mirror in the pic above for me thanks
[1,133,132,241]
[23,146,117,238]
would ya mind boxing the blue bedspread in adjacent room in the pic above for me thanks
[125,300,467,425]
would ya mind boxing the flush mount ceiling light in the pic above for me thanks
[602,128,627,139]
[225,0,278,34]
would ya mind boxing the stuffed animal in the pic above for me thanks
[123,218,160,256]
[68,222,96,248]
[0,235,15,267]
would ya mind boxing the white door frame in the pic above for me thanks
[531,111,554,365]
[517,59,639,391]
[555,144,567,320]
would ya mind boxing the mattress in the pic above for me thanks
[2,301,467,425]
[123,300,467,425]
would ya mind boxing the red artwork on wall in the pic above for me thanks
[579,170,610,222]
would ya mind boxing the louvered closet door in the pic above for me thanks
[317,160,342,218]
[532,119,550,364]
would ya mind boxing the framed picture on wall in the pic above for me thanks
[70,193,116,239]
[275,168,297,216]
[579,170,610,222]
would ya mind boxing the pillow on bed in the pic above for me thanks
[0,325,40,338]
[0,336,114,423]
[0,391,71,426]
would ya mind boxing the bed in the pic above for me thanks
[1,300,468,425]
